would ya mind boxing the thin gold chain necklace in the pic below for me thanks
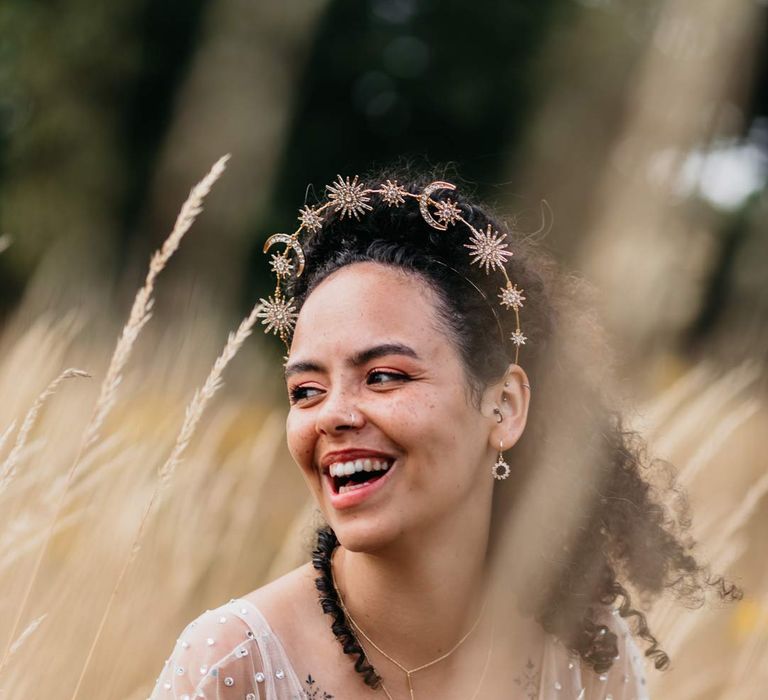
[330,550,494,700]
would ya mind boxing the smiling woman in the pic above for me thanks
[150,168,740,700]
[285,266,509,553]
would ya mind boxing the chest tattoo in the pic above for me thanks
[304,674,334,699]
[513,657,540,699]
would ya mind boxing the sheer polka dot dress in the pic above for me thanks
[150,600,650,699]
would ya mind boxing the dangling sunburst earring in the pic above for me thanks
[492,439,511,480]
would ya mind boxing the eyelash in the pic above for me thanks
[368,370,410,385]
[288,371,410,404]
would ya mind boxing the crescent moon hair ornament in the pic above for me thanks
[263,233,306,277]
[256,174,528,365]
[419,181,457,231]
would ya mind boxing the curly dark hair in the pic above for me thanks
[284,165,742,685]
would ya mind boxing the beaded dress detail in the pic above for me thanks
[151,599,650,699]
[151,598,304,700]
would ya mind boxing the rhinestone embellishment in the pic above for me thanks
[433,198,462,226]
[510,329,527,347]
[269,253,294,278]
[492,454,511,480]
[298,205,323,233]
[499,282,525,310]
[464,224,513,274]
[327,175,373,220]
[380,179,407,207]
[255,294,298,338]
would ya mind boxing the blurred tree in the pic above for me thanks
[133,0,329,314]
[685,35,768,369]
[0,0,209,316]
[501,1,661,259]
[578,0,763,374]
[249,0,564,309]
[503,0,767,387]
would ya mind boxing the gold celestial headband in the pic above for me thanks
[257,175,527,361]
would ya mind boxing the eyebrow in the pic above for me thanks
[283,343,421,380]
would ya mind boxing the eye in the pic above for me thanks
[288,385,324,404]
[366,370,410,386]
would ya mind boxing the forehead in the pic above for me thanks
[288,262,450,360]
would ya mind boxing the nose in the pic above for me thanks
[315,386,366,436]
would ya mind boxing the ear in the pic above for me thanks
[481,363,530,453]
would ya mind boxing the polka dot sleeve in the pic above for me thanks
[149,599,306,700]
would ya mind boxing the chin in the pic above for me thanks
[330,517,403,554]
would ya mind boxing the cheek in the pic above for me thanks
[408,393,485,470]
[387,389,464,453]
[285,411,316,471]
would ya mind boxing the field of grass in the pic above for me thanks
[0,160,764,700]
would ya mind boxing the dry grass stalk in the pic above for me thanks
[83,154,230,451]
[0,369,90,495]
[676,399,760,486]
[710,470,768,555]
[0,156,230,679]
[68,302,262,700]
[652,363,760,458]
[0,421,17,460]
[641,362,766,699]
[0,439,130,575]
[158,304,260,486]
[0,614,47,677]
[0,510,80,574]
[636,362,712,436]
[720,573,768,699]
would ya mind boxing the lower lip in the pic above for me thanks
[324,461,397,510]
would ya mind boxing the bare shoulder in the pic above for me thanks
[241,561,319,628]
[241,562,349,697]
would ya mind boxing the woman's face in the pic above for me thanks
[284,261,514,552]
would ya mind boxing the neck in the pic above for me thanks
[329,506,492,668]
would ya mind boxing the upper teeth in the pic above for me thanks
[329,459,391,478]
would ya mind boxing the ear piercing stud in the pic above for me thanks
[504,380,531,390]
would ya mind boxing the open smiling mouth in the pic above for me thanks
[328,458,394,494]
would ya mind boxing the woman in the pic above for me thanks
[150,169,739,699]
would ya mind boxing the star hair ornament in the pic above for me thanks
[258,175,527,361]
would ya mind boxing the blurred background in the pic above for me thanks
[0,0,766,698]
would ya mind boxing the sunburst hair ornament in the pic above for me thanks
[258,175,527,361]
